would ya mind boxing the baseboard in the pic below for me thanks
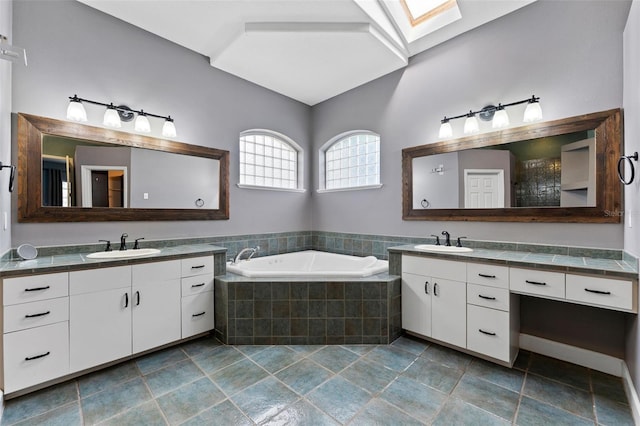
[519,333,624,376]
[622,362,640,426]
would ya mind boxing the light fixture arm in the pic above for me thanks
[441,95,540,122]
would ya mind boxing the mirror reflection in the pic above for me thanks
[412,130,595,209]
[42,135,220,210]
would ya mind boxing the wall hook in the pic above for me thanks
[0,161,15,192]
[617,152,638,185]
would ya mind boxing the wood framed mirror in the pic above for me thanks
[18,113,230,222]
[402,109,622,223]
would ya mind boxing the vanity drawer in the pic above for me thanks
[510,268,565,299]
[4,321,69,393]
[4,297,69,333]
[132,260,181,283]
[467,304,510,362]
[467,284,509,311]
[467,263,509,289]
[181,274,214,297]
[566,274,634,312]
[402,255,466,282]
[3,273,69,306]
[182,292,214,338]
[70,266,131,295]
[181,256,214,278]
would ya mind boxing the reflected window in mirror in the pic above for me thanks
[318,130,382,192]
[238,129,304,191]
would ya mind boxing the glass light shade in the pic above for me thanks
[438,121,453,139]
[463,115,479,134]
[134,114,151,133]
[162,119,177,138]
[103,108,121,128]
[492,109,510,129]
[523,101,543,122]
[66,100,87,122]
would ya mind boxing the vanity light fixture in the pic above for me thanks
[438,95,542,139]
[65,95,177,137]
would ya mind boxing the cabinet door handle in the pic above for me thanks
[192,283,206,288]
[124,292,129,308]
[136,291,141,306]
[192,311,206,317]
[585,288,612,295]
[25,311,51,318]
[478,329,496,336]
[525,280,547,286]
[25,351,50,361]
[424,281,429,294]
[478,295,496,301]
[478,273,496,278]
[433,282,439,296]
[190,265,205,269]
[24,285,50,292]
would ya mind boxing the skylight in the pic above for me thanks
[401,0,457,27]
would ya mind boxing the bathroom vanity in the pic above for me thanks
[390,246,637,367]
[0,245,224,397]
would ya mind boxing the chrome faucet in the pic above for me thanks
[120,233,128,251]
[441,231,451,247]
[232,246,259,264]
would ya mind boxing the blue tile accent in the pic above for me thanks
[432,397,510,426]
[156,377,226,425]
[81,378,152,425]
[1,381,78,425]
[97,401,166,426]
[11,402,81,426]
[231,377,299,424]
[379,376,447,422]
[350,398,423,426]
[144,359,204,397]
[275,359,333,395]
[307,376,372,423]
[523,373,594,419]
[451,374,519,421]
[516,396,593,426]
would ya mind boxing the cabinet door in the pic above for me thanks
[431,278,466,348]
[70,288,132,373]
[401,273,431,337]
[132,279,181,353]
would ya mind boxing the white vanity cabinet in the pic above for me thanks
[180,256,215,338]
[2,273,70,393]
[401,255,466,348]
[69,266,132,372]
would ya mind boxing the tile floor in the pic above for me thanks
[0,335,634,425]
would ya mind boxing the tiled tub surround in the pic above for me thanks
[214,275,402,345]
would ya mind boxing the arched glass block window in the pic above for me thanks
[239,130,304,191]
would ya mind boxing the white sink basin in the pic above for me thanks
[414,245,473,253]
[86,248,161,259]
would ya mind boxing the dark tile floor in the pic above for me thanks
[0,335,634,425]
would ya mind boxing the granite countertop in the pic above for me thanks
[389,245,639,279]
[0,244,227,278]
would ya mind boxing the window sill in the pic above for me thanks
[237,183,306,193]
[317,184,383,193]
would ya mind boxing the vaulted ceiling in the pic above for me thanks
[79,0,536,105]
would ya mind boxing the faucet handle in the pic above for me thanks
[430,234,441,246]
[456,236,467,247]
[133,238,144,250]
[98,240,112,252]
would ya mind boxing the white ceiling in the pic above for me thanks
[78,0,536,106]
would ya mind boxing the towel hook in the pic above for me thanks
[617,152,638,185]
[0,161,15,192]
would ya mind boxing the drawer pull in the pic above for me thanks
[124,292,129,308]
[433,282,439,296]
[478,273,496,279]
[478,329,496,336]
[424,281,429,295]
[190,265,206,269]
[585,288,612,295]
[192,283,206,288]
[525,280,547,286]
[24,285,50,292]
[25,311,51,318]
[478,295,496,301]
[192,311,206,317]
[25,351,50,361]
[136,291,141,306]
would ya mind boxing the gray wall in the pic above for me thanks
[623,0,640,397]
[0,0,12,255]
[11,0,312,246]
[311,0,629,249]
